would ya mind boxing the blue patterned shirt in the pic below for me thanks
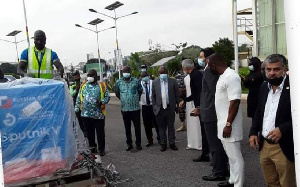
[115,77,143,111]
[75,82,110,119]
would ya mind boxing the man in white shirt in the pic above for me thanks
[140,72,160,147]
[208,53,244,187]
[249,54,295,187]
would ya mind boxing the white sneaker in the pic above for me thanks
[95,155,102,164]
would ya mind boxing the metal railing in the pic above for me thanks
[237,17,253,34]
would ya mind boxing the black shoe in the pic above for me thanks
[100,151,106,156]
[136,144,142,150]
[146,142,153,147]
[170,144,178,150]
[126,144,133,151]
[218,181,234,187]
[202,173,226,181]
[160,144,167,152]
[193,155,210,162]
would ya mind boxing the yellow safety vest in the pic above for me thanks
[79,81,107,116]
[27,46,53,79]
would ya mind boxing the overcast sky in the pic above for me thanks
[0,0,252,66]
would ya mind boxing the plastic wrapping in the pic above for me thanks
[0,77,87,185]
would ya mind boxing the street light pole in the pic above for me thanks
[89,2,138,79]
[75,21,115,82]
[95,24,103,82]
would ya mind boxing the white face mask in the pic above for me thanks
[87,77,94,83]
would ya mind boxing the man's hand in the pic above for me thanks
[97,100,102,108]
[267,127,282,143]
[179,100,185,108]
[191,108,200,116]
[249,135,259,150]
[223,126,232,138]
[175,107,179,114]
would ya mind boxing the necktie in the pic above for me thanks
[162,81,167,109]
[145,82,150,105]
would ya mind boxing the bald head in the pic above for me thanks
[34,30,46,50]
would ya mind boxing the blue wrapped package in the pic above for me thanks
[0,78,86,184]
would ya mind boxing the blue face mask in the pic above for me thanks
[142,76,150,82]
[159,74,168,81]
[249,65,254,71]
[123,73,131,78]
[198,58,205,67]
[141,68,147,72]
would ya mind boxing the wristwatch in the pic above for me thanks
[226,122,231,127]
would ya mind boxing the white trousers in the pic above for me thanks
[222,141,245,187]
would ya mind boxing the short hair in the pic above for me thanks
[181,59,194,68]
[208,53,226,66]
[264,54,287,67]
[141,71,148,77]
[200,47,215,58]
[72,70,80,76]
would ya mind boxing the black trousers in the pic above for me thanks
[199,118,210,156]
[121,110,141,145]
[142,105,160,143]
[76,111,86,137]
[156,107,176,145]
[204,121,228,176]
[82,117,105,153]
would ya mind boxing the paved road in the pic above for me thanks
[95,97,265,187]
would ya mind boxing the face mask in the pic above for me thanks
[267,76,284,86]
[249,65,254,71]
[123,73,131,78]
[142,76,150,82]
[159,74,168,81]
[141,68,147,72]
[87,77,94,83]
[198,59,205,67]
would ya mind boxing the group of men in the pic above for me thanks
[13,29,295,187]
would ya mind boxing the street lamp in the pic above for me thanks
[0,30,25,62]
[75,19,115,82]
[89,1,138,79]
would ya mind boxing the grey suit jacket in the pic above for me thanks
[152,78,180,116]
[200,66,219,122]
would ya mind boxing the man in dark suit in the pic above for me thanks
[152,66,180,151]
[179,59,210,162]
[199,48,228,181]
[249,54,296,187]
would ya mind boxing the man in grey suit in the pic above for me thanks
[199,48,228,181]
[152,66,180,151]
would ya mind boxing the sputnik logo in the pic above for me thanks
[0,96,12,109]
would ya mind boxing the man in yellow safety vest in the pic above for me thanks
[17,30,64,79]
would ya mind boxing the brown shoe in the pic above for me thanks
[176,126,186,132]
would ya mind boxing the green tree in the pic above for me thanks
[238,44,249,52]
[128,52,143,78]
[212,38,234,67]
[181,45,202,60]
[166,57,182,77]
